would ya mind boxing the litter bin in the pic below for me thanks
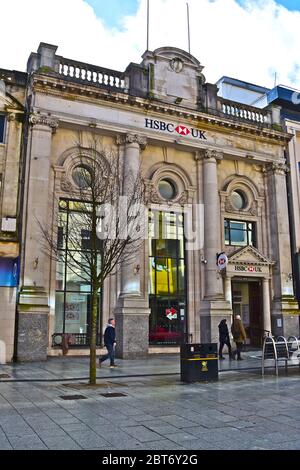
[180,343,218,382]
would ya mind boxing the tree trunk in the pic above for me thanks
[89,287,98,385]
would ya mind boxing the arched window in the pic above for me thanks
[54,198,102,348]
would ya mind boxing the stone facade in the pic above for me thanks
[1,42,299,362]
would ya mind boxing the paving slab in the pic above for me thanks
[1,353,300,450]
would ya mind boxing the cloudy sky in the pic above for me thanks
[1,0,300,89]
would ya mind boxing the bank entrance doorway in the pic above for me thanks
[232,280,263,346]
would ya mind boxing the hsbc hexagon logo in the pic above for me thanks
[175,125,190,136]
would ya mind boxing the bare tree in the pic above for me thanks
[40,134,146,384]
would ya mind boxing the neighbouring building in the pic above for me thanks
[217,76,300,318]
[1,43,300,362]
[0,68,27,362]
[260,86,300,309]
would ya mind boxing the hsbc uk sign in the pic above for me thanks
[145,118,207,140]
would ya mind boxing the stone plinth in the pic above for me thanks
[199,300,232,343]
[115,298,150,359]
[17,287,49,362]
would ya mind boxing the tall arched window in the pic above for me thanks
[148,210,186,345]
[54,199,102,347]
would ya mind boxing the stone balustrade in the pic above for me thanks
[219,98,272,127]
[57,58,128,91]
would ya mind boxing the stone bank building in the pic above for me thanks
[0,42,299,362]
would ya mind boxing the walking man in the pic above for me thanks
[99,318,117,368]
[231,315,247,360]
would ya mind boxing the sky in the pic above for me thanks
[1,0,300,90]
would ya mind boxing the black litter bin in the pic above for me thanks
[180,343,218,383]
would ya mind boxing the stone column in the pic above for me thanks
[265,162,299,336]
[17,113,58,361]
[203,149,223,298]
[119,134,147,296]
[114,134,151,359]
[262,278,272,334]
[199,150,232,343]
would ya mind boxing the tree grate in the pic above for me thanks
[0,374,11,379]
[100,392,127,398]
[59,395,88,400]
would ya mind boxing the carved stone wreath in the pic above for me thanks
[225,195,258,216]
[149,187,188,205]
[60,175,73,192]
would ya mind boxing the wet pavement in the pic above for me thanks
[1,352,300,450]
[0,350,263,382]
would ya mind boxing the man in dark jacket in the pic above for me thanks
[99,318,117,368]
[218,319,232,359]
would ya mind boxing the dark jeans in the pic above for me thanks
[99,343,115,366]
[233,342,243,359]
[219,339,232,357]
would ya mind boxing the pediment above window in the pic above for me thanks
[228,245,273,266]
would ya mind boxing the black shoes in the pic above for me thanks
[237,357,243,361]
[219,356,225,360]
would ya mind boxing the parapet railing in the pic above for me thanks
[218,98,272,127]
[57,57,128,91]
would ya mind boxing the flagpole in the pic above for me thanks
[147,0,150,51]
[186,2,191,54]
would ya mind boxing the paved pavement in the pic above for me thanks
[1,352,300,450]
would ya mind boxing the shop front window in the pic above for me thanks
[54,199,102,347]
[149,211,186,345]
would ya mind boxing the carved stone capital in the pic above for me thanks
[204,149,223,161]
[116,133,147,150]
[7,113,16,122]
[30,113,59,129]
[264,162,289,175]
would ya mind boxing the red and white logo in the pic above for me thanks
[166,307,177,320]
[175,125,190,136]
[217,253,228,270]
[248,266,255,272]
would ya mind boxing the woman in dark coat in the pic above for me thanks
[218,319,232,360]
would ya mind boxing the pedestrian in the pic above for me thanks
[231,315,247,360]
[218,318,232,360]
[99,318,117,368]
